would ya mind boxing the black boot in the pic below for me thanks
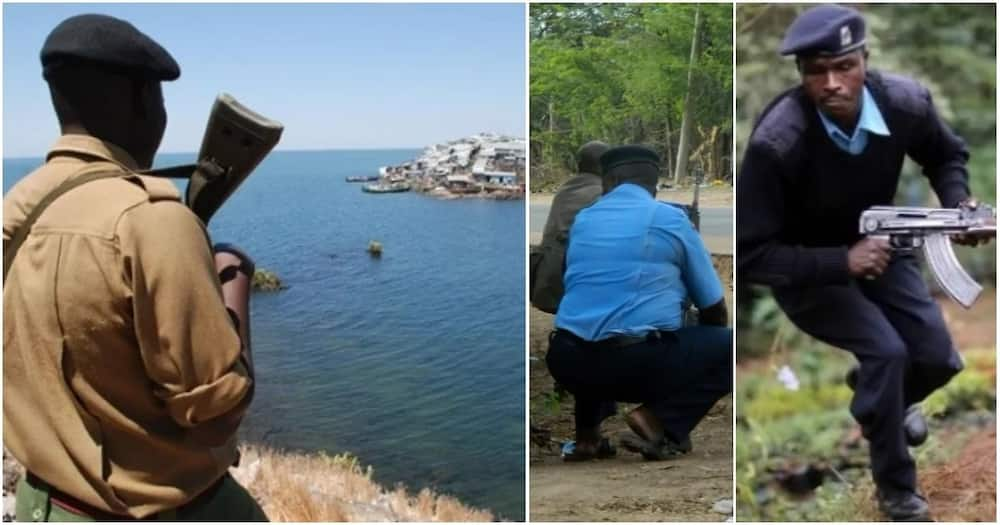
[877,489,932,522]
[903,405,928,447]
[846,365,928,447]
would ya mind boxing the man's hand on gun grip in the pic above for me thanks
[848,237,892,279]
[952,197,995,247]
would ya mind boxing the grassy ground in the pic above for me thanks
[736,290,996,522]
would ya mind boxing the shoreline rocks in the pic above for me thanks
[251,269,286,292]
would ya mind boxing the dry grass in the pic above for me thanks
[920,429,996,522]
[4,445,492,522]
[232,444,494,522]
[849,429,996,523]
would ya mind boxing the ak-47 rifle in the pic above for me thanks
[859,205,996,308]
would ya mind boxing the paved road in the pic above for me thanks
[529,202,733,254]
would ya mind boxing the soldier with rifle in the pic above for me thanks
[736,5,994,521]
[4,14,280,520]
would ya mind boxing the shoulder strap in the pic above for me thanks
[3,169,124,283]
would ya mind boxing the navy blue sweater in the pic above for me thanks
[737,70,970,287]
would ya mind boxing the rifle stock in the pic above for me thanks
[143,94,283,223]
[185,94,284,223]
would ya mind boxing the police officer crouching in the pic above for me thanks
[737,5,992,521]
[546,145,733,462]
[4,14,266,520]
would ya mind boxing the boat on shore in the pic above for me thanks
[345,175,379,182]
[362,182,412,194]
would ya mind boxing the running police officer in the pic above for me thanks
[4,14,266,520]
[737,5,992,521]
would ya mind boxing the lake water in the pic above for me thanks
[3,149,526,520]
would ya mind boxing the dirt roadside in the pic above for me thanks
[529,256,734,522]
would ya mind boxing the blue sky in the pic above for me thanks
[3,3,526,156]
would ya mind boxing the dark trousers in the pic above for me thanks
[773,254,963,494]
[546,326,732,443]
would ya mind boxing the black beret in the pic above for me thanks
[41,14,179,81]
[600,145,660,173]
[780,4,866,57]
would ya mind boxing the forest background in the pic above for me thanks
[530,3,732,190]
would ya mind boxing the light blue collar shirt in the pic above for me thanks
[817,86,890,155]
[555,183,724,341]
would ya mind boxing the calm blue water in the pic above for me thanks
[3,150,526,520]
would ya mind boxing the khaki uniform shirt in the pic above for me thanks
[529,172,602,313]
[3,135,252,518]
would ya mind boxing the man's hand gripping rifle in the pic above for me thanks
[859,205,996,308]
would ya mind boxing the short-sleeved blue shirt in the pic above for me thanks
[555,183,724,341]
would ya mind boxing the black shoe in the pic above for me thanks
[845,366,928,447]
[620,433,692,461]
[877,490,931,522]
[904,405,928,446]
[845,365,859,390]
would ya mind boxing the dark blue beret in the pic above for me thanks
[41,14,179,81]
[600,145,660,173]
[780,4,866,57]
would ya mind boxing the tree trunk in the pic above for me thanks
[673,5,701,185]
[545,99,555,179]
[548,99,555,133]
[663,116,674,183]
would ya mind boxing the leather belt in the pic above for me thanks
[555,328,672,349]
[26,471,227,520]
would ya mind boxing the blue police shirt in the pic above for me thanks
[817,86,890,155]
[555,183,725,341]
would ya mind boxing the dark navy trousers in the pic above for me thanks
[546,326,732,443]
[773,254,963,494]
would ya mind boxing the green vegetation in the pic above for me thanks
[252,269,285,292]
[736,333,995,521]
[923,350,996,418]
[530,4,732,191]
